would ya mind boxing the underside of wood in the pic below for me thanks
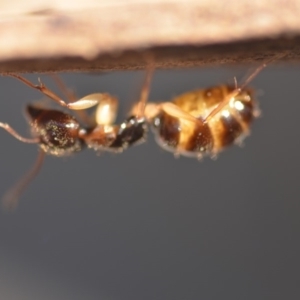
[0,0,299,73]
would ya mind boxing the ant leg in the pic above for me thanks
[0,122,39,143]
[50,74,77,103]
[233,76,238,89]
[50,74,96,126]
[5,74,98,110]
[160,102,200,123]
[143,102,161,120]
[135,60,155,118]
[204,88,242,123]
[204,67,263,123]
[130,56,155,118]
[204,52,287,123]
[144,102,200,125]
[51,74,119,127]
[2,150,45,212]
[94,93,118,126]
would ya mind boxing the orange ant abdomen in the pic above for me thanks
[149,85,257,158]
[26,105,84,156]
[152,109,214,157]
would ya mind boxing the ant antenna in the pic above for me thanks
[2,150,45,212]
[204,52,287,123]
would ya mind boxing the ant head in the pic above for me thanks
[26,105,85,156]
[228,85,254,101]
[227,86,257,124]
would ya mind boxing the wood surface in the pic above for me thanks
[0,0,299,72]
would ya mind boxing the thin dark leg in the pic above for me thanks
[6,74,69,108]
[4,73,98,110]
[136,56,155,117]
[2,150,45,212]
[0,122,39,143]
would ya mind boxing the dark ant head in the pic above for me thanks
[26,105,85,156]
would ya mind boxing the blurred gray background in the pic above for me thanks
[0,65,299,300]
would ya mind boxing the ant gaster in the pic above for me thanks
[1,65,154,210]
[137,54,285,159]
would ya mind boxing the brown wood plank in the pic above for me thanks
[0,0,299,72]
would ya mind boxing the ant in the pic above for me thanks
[136,54,285,160]
[0,65,154,210]
[0,53,284,210]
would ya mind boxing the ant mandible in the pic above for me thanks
[0,64,154,210]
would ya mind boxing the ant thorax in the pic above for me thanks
[81,94,148,152]
[82,116,147,152]
[108,116,147,150]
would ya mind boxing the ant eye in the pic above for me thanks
[27,105,84,156]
